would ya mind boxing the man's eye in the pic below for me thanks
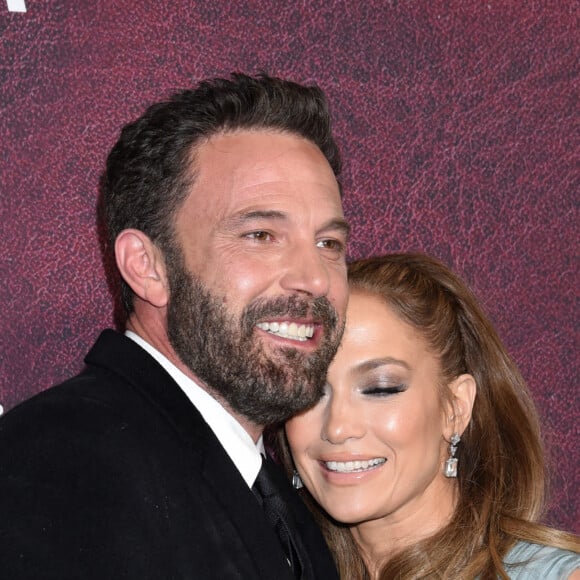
[316,238,345,253]
[245,231,272,242]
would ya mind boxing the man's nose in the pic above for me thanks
[279,242,330,298]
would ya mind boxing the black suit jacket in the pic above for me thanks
[0,330,338,579]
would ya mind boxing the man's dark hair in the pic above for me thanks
[102,72,342,313]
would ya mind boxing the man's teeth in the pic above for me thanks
[256,321,314,341]
[325,458,386,473]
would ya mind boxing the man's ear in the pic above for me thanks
[115,229,169,308]
[444,374,477,438]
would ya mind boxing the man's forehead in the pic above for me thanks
[183,130,342,217]
[194,130,335,181]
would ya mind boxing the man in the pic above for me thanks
[0,74,348,579]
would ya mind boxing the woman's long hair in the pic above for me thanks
[274,253,578,579]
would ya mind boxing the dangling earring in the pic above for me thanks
[444,433,461,478]
[292,470,303,489]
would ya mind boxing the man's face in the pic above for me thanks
[167,130,349,427]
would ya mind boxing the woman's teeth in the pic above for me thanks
[325,458,386,473]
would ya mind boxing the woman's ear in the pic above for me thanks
[114,229,169,308]
[444,374,476,438]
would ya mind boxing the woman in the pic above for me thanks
[278,253,580,579]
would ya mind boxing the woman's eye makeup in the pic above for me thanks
[362,386,406,396]
[360,377,407,396]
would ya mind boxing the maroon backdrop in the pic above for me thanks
[1,1,578,533]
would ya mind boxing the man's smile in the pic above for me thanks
[256,321,315,342]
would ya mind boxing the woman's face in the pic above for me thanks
[285,291,456,529]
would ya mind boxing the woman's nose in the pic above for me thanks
[321,394,365,444]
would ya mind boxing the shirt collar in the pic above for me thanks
[125,330,264,487]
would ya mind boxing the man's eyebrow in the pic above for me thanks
[321,217,351,239]
[226,210,287,227]
[225,211,351,238]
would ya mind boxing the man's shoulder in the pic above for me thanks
[0,329,192,451]
[2,330,140,424]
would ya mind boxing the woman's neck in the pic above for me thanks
[350,480,458,578]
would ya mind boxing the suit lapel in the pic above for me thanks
[86,330,295,579]
[85,330,210,449]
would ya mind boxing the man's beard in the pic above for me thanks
[166,254,344,426]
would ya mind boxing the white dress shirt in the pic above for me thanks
[125,331,264,488]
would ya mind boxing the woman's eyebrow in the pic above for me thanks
[355,357,411,373]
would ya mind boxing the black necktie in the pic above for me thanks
[252,456,303,578]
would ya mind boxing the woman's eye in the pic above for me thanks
[362,385,406,397]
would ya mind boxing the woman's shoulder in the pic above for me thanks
[504,540,580,579]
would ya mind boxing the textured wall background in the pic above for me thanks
[1,1,578,533]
